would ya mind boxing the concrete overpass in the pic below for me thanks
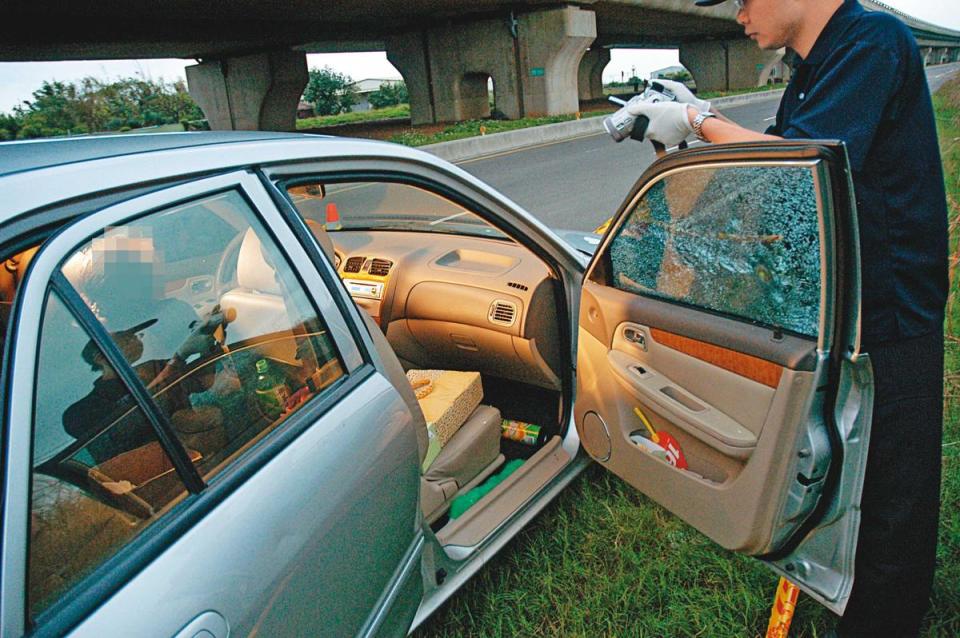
[3,1,959,130]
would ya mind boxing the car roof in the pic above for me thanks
[0,131,305,177]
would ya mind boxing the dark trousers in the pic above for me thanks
[838,329,943,637]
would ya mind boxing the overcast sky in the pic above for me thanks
[1,0,957,114]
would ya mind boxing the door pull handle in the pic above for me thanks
[623,327,647,350]
[173,610,228,638]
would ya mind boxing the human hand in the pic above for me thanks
[652,79,711,112]
[625,101,695,147]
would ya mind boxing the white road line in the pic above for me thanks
[430,212,468,225]
[764,115,777,121]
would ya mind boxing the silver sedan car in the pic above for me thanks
[0,132,872,637]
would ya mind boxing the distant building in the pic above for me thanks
[348,78,404,112]
[297,101,315,119]
[649,65,686,80]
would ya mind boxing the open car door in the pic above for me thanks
[575,141,873,614]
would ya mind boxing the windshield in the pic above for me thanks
[286,181,509,240]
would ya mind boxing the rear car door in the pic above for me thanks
[575,141,872,613]
[0,171,424,637]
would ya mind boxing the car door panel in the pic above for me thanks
[1,172,424,637]
[68,373,421,638]
[577,317,821,548]
[576,142,871,613]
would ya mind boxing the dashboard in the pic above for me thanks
[329,230,563,391]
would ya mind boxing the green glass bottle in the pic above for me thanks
[255,358,290,420]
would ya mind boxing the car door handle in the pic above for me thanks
[173,611,229,638]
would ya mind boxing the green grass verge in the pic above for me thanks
[932,73,960,638]
[415,74,960,638]
[295,104,410,129]
[389,112,607,147]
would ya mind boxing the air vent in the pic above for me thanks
[488,300,518,327]
[344,256,364,273]
[507,281,528,292]
[369,258,393,277]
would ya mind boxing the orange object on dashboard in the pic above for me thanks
[325,202,342,230]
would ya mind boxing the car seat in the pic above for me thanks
[218,228,299,364]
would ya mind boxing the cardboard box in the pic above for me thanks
[406,370,483,470]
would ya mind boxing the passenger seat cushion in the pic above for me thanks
[423,405,501,486]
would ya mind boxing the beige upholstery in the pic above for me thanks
[305,219,337,265]
[362,309,504,520]
[360,311,429,464]
[219,228,296,362]
[424,405,501,484]
[420,405,503,522]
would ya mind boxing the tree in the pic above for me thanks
[1,76,207,139]
[14,81,85,138]
[664,70,693,83]
[368,81,408,109]
[0,113,20,140]
[302,67,357,116]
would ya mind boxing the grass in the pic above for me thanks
[415,74,960,637]
[388,112,607,147]
[295,104,410,129]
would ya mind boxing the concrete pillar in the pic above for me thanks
[388,20,519,124]
[680,39,783,92]
[386,32,436,125]
[186,50,307,131]
[387,6,595,124]
[922,47,933,66]
[578,46,611,101]
[518,7,596,116]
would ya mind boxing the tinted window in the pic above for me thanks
[61,190,345,480]
[604,165,822,337]
[29,293,189,617]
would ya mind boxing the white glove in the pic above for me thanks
[625,101,695,147]
[652,79,711,113]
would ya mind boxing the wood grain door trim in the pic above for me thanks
[650,328,784,389]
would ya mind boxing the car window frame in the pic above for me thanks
[0,170,371,637]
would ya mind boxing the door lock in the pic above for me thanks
[623,327,647,350]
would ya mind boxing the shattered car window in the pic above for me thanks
[608,165,821,337]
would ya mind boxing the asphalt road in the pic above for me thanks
[462,62,960,233]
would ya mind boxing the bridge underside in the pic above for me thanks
[3,1,958,130]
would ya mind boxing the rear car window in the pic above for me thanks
[27,187,346,618]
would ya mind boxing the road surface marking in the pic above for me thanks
[764,115,777,121]
[430,212,469,225]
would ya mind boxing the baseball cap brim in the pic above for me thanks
[81,317,159,366]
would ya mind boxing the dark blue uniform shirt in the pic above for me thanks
[767,0,948,346]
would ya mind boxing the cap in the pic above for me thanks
[694,0,728,5]
[81,317,158,367]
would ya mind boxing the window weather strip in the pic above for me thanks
[50,272,206,494]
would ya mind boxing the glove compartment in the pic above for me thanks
[404,282,523,337]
